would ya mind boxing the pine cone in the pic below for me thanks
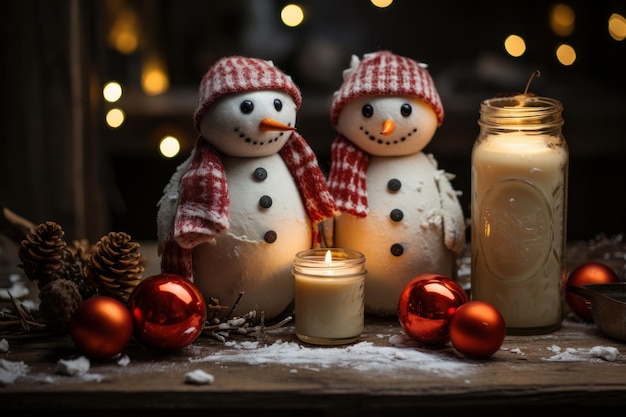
[38,279,82,334]
[17,221,67,290]
[66,238,94,277]
[87,232,144,303]
[62,248,97,300]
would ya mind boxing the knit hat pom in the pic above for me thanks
[194,56,302,130]
[330,51,444,126]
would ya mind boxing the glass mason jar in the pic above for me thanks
[470,95,568,335]
[293,248,366,345]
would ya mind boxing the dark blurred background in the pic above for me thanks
[2,0,625,244]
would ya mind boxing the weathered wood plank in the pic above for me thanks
[2,316,625,414]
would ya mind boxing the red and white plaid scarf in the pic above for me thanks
[160,133,339,279]
[327,135,369,217]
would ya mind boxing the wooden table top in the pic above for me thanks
[2,314,626,415]
[2,237,626,415]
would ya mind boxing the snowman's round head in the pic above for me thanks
[330,51,444,156]
[193,56,301,145]
[335,94,439,156]
[199,89,298,157]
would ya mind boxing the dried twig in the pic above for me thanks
[224,292,245,318]
[0,206,35,244]
[0,292,46,335]
[202,292,292,343]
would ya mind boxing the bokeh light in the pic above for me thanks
[504,34,526,57]
[550,3,575,37]
[159,136,181,158]
[555,43,577,66]
[608,13,626,41]
[107,8,140,54]
[106,108,125,129]
[371,0,393,8]
[281,4,304,27]
[142,57,169,96]
[103,82,122,103]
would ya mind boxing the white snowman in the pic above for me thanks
[157,56,338,321]
[326,51,466,316]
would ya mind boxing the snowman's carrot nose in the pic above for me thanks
[381,119,395,135]
[259,118,296,132]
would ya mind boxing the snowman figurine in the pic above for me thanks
[157,56,338,321]
[327,51,466,316]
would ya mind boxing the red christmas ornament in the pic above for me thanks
[449,301,506,359]
[69,296,134,359]
[397,273,468,347]
[128,273,207,352]
[566,262,619,322]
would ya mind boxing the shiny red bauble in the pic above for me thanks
[449,301,506,359]
[397,273,469,347]
[566,262,619,322]
[69,296,134,359]
[128,273,207,352]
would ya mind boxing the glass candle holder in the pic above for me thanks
[471,95,568,335]
[292,248,366,345]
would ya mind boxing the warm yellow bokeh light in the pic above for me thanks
[108,9,140,54]
[281,4,304,27]
[608,13,626,41]
[550,3,575,37]
[142,58,169,96]
[106,108,125,129]
[103,82,122,103]
[159,136,181,158]
[555,43,577,66]
[504,34,526,57]
[371,0,393,8]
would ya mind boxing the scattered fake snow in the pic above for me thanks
[53,356,104,382]
[0,333,622,386]
[56,356,90,376]
[0,358,28,385]
[184,369,215,385]
[0,274,30,300]
[543,344,620,362]
[117,355,131,367]
[188,333,621,377]
[191,334,469,376]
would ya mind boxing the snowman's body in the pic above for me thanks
[333,151,461,316]
[328,51,466,317]
[157,61,337,322]
[192,153,311,318]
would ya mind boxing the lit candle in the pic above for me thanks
[292,248,366,345]
[470,92,568,334]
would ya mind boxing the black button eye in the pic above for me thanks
[401,103,412,117]
[362,104,374,118]
[240,100,254,114]
[274,99,283,111]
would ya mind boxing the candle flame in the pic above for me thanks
[325,250,333,265]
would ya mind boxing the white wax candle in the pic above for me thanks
[471,133,568,329]
[293,249,366,345]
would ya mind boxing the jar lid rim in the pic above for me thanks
[481,95,563,110]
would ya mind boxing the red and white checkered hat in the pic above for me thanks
[194,56,302,130]
[330,51,444,126]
